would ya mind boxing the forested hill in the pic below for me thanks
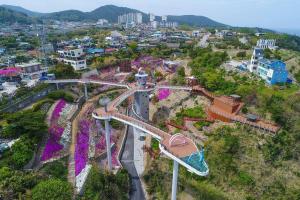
[168,15,226,27]
[0,7,39,25]
[1,4,44,17]
[0,4,226,27]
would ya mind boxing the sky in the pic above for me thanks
[1,0,300,30]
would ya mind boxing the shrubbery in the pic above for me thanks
[10,136,35,169]
[80,167,130,200]
[47,90,74,102]
[49,63,80,79]
[31,179,72,200]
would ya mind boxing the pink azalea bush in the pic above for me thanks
[41,100,66,161]
[75,120,90,176]
[41,140,63,161]
[95,134,116,152]
[111,148,120,167]
[158,89,171,100]
[51,100,66,123]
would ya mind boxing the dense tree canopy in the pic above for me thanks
[80,167,130,200]
[0,167,42,199]
[49,63,80,79]
[1,110,47,139]
[31,179,73,200]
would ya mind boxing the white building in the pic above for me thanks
[151,21,158,29]
[162,15,168,22]
[256,39,277,50]
[149,13,155,22]
[58,48,84,59]
[63,59,87,71]
[118,13,143,25]
[16,62,48,79]
[96,19,109,26]
[248,48,264,73]
[192,30,201,37]
[57,48,87,71]
[160,21,178,29]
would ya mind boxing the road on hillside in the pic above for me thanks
[120,110,145,200]
[198,33,210,48]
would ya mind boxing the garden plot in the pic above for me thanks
[41,99,76,162]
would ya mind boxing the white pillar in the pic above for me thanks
[56,83,59,90]
[84,83,88,100]
[105,119,112,170]
[171,160,179,200]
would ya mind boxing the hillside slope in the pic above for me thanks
[42,10,87,21]
[0,7,39,24]
[168,15,226,27]
[88,5,148,22]
[0,4,227,27]
[0,4,45,17]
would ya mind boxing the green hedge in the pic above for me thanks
[47,90,74,102]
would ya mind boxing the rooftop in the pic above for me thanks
[215,96,241,107]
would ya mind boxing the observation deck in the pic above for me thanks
[92,84,209,176]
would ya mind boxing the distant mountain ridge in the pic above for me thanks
[0,6,39,24]
[0,4,226,27]
[1,4,44,17]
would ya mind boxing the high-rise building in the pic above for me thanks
[162,15,168,22]
[149,13,155,22]
[160,21,178,29]
[151,21,158,29]
[118,13,143,25]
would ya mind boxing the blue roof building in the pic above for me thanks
[257,59,288,85]
[0,48,6,55]
[87,48,105,55]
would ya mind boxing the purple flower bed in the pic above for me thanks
[51,99,66,123]
[41,99,66,161]
[75,120,90,176]
[158,89,171,100]
[49,126,65,140]
[41,139,63,161]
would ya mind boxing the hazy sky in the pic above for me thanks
[1,0,300,29]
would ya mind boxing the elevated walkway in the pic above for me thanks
[208,106,279,133]
[45,79,129,89]
[192,86,215,100]
[93,86,209,176]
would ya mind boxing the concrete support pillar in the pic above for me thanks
[84,83,88,100]
[171,160,179,200]
[56,83,59,90]
[105,119,112,170]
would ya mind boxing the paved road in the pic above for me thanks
[120,111,145,200]
[198,33,210,48]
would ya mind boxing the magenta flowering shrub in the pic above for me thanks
[41,99,66,161]
[75,120,90,176]
[50,100,66,123]
[96,135,106,151]
[49,126,64,140]
[95,134,116,152]
[95,133,119,167]
[111,148,120,167]
[41,140,63,161]
[158,89,171,100]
